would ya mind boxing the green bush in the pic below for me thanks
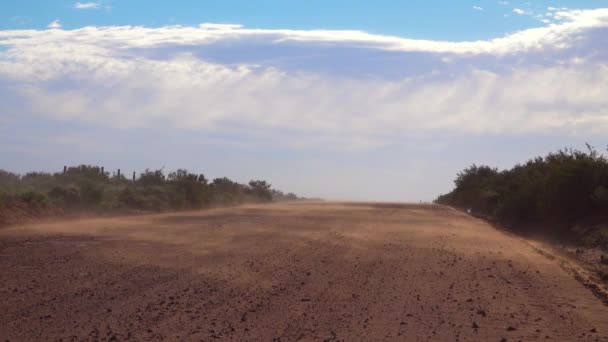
[118,187,140,208]
[247,180,273,202]
[211,177,246,204]
[19,191,47,206]
[79,181,104,205]
[138,169,165,187]
[0,170,22,193]
[48,186,80,205]
[0,165,297,215]
[167,169,210,208]
[437,145,608,240]
[118,186,170,211]
[59,165,109,183]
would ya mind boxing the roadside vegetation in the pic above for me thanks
[0,166,298,225]
[436,144,608,249]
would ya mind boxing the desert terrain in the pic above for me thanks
[0,202,607,341]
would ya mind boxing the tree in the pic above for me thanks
[248,180,273,202]
[167,169,210,208]
[138,169,165,187]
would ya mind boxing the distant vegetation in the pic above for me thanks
[436,144,608,248]
[0,166,298,225]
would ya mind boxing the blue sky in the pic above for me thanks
[2,0,606,39]
[1,1,608,201]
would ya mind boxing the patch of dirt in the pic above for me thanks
[1,202,607,341]
[0,197,64,228]
[527,242,608,305]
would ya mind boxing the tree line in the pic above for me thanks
[435,144,608,247]
[0,165,298,214]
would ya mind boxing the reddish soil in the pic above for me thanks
[0,202,607,341]
[0,197,64,227]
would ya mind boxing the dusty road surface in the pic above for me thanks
[1,202,607,341]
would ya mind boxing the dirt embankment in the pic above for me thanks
[0,196,64,227]
[1,202,607,341]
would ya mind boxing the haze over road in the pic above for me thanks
[1,202,607,341]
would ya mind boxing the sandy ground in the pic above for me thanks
[0,202,607,341]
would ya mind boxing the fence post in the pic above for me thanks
[117,169,121,178]
[63,166,67,174]
[133,171,136,182]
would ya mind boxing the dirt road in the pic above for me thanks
[1,202,607,341]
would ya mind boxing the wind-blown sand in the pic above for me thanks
[1,202,606,341]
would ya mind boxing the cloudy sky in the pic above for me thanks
[1,1,607,201]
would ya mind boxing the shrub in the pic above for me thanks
[57,165,109,184]
[248,180,273,202]
[436,144,608,241]
[118,186,170,211]
[211,177,246,204]
[79,182,104,205]
[1,165,297,215]
[168,169,210,208]
[48,186,80,205]
[271,190,298,201]
[19,191,47,206]
[118,187,140,208]
[138,169,165,187]
[0,170,21,193]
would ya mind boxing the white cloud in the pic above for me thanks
[473,6,484,11]
[47,20,62,29]
[1,8,605,56]
[198,23,243,30]
[513,8,527,15]
[1,8,608,148]
[74,2,100,10]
